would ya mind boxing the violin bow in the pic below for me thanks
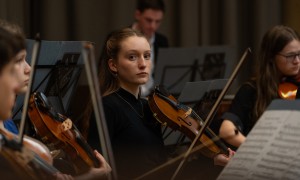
[82,42,117,180]
[17,35,41,143]
[135,136,220,180]
[171,48,251,180]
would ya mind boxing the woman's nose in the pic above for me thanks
[25,62,31,74]
[138,58,146,68]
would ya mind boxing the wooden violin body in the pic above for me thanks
[0,128,57,179]
[28,92,99,175]
[148,86,229,158]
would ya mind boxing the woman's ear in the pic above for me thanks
[108,59,117,73]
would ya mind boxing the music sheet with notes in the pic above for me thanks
[217,99,300,180]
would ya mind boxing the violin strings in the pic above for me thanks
[178,99,224,146]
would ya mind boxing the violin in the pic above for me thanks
[148,85,229,158]
[0,128,58,179]
[278,82,298,99]
[27,91,100,175]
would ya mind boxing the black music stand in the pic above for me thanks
[178,79,228,105]
[13,40,87,119]
[155,46,235,96]
[217,99,300,180]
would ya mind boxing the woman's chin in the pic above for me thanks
[138,79,149,85]
[17,87,28,94]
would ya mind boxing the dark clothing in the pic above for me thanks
[153,32,169,63]
[221,82,257,136]
[87,88,167,179]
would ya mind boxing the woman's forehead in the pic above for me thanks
[120,36,150,51]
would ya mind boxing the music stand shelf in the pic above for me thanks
[13,40,92,119]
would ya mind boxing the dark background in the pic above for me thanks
[2,0,299,88]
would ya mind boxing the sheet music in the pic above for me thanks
[218,102,300,180]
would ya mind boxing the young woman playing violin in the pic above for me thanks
[82,28,234,179]
[219,25,300,148]
[0,21,111,179]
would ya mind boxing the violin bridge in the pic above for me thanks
[60,118,73,132]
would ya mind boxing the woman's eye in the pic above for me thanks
[128,55,137,60]
[144,54,151,60]
[15,58,22,64]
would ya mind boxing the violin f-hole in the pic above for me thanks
[177,117,192,126]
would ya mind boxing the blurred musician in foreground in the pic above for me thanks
[0,24,25,179]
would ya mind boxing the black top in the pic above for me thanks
[153,32,169,63]
[87,88,167,179]
[221,82,257,136]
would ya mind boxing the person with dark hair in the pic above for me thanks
[83,27,233,179]
[219,25,300,148]
[0,27,19,122]
[0,26,26,180]
[133,0,168,59]
[131,0,169,96]
[0,19,27,134]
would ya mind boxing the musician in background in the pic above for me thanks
[131,0,169,96]
[219,25,300,148]
[83,27,234,179]
[0,20,111,180]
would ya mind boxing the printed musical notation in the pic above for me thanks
[218,102,300,180]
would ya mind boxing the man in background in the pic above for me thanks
[131,0,169,96]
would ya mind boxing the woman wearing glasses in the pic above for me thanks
[219,25,300,148]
